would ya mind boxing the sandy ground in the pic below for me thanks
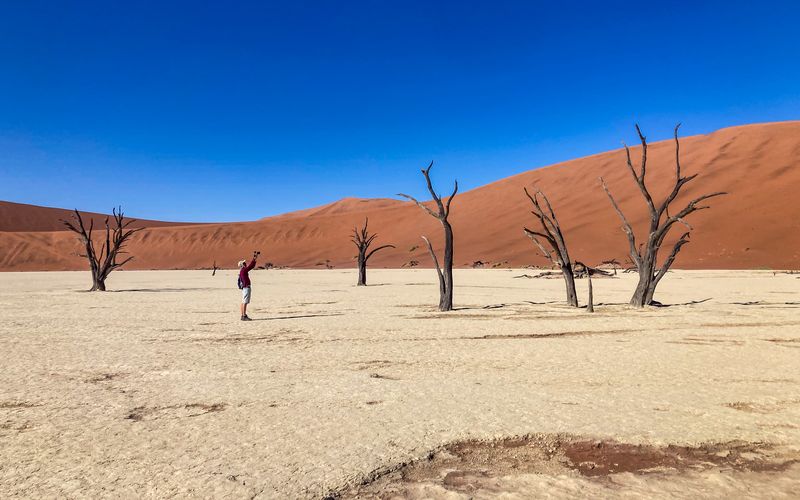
[1,268,799,498]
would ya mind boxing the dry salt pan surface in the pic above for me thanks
[1,269,799,499]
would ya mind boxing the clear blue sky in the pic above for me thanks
[1,1,798,222]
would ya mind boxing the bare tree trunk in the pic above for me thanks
[601,124,726,307]
[441,220,454,311]
[351,218,394,287]
[357,251,367,286]
[92,276,106,292]
[562,264,578,307]
[212,260,218,276]
[399,162,458,311]
[61,207,143,292]
[587,272,594,313]
[631,257,655,307]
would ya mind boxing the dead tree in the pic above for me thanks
[601,124,726,307]
[523,188,578,307]
[351,218,395,286]
[398,162,458,311]
[601,259,621,275]
[60,207,143,291]
[212,261,218,276]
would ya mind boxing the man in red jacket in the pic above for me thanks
[238,251,259,321]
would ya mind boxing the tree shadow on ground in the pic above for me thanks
[251,313,345,321]
[110,287,218,293]
[646,298,713,308]
[730,300,800,306]
[450,301,563,312]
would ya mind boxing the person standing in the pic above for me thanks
[238,251,259,321]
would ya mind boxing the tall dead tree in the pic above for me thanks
[398,162,458,311]
[523,188,578,307]
[351,218,395,286]
[60,207,143,291]
[600,124,726,307]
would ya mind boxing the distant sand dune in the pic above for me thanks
[1,121,799,271]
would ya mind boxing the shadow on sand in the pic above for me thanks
[251,313,345,321]
[111,287,218,293]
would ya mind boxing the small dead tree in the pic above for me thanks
[351,218,395,286]
[398,161,458,311]
[601,124,726,307]
[212,260,219,276]
[601,259,621,275]
[523,188,578,307]
[60,207,143,291]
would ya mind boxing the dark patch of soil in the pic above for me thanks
[332,434,800,499]
[86,372,124,383]
[0,401,41,409]
[126,403,226,421]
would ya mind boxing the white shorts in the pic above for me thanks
[242,287,251,304]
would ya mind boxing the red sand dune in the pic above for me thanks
[1,121,799,271]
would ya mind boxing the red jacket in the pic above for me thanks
[239,259,256,287]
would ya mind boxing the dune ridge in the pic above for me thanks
[0,201,197,232]
[1,121,799,271]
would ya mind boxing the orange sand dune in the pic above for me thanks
[267,197,406,220]
[1,121,799,271]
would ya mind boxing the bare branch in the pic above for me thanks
[523,228,556,265]
[366,244,395,261]
[397,193,440,219]
[421,235,443,281]
[600,177,641,267]
[653,232,691,289]
[444,180,458,217]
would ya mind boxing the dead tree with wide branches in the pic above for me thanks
[398,162,458,311]
[523,187,578,307]
[60,207,144,291]
[600,124,726,307]
[351,218,395,286]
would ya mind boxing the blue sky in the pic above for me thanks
[1,1,799,222]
